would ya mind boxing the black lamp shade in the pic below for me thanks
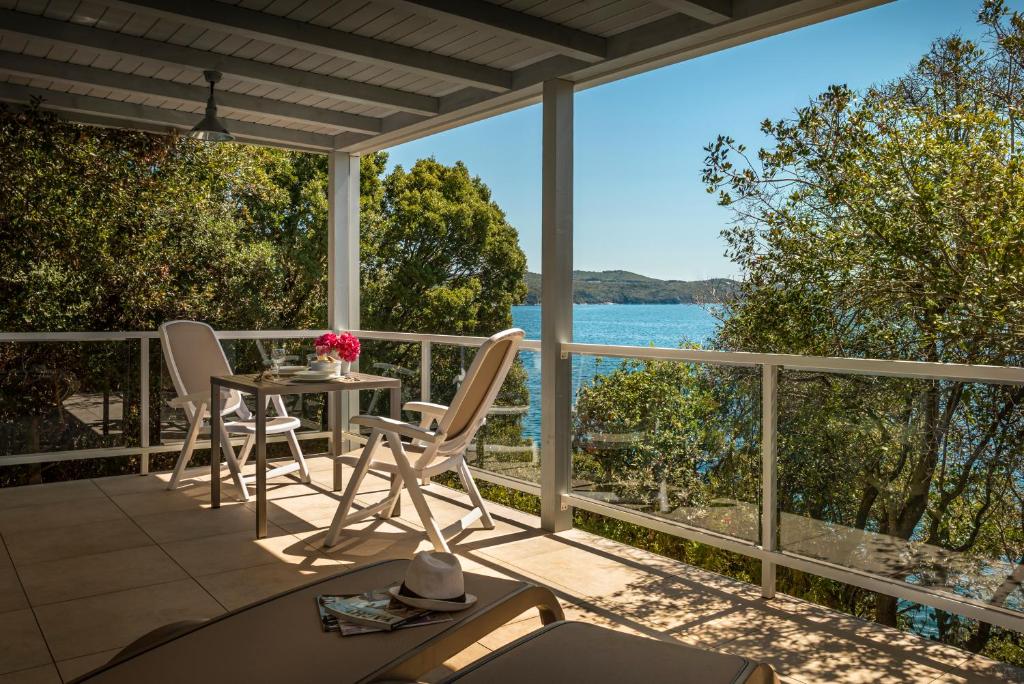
[190,71,233,142]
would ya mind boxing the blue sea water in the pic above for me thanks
[510,304,721,442]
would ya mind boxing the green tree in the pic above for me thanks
[702,8,1024,657]
[0,106,529,478]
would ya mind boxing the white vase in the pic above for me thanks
[339,360,351,376]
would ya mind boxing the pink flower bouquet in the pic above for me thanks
[315,331,361,363]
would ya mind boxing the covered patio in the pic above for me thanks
[0,456,1020,683]
[2,0,1024,681]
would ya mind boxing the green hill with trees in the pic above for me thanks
[523,270,736,304]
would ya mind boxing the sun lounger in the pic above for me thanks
[437,621,778,684]
[71,558,563,684]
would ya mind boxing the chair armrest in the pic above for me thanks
[350,415,444,443]
[167,391,211,409]
[402,401,448,417]
[376,584,564,682]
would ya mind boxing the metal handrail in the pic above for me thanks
[562,342,1024,385]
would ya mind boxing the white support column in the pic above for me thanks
[540,78,574,532]
[761,363,779,598]
[328,151,360,472]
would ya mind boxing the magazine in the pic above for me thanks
[316,591,454,637]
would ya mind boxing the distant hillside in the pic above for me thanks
[523,270,738,305]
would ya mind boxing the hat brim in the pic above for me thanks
[388,585,477,612]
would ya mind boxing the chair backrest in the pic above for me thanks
[436,328,524,455]
[159,320,243,420]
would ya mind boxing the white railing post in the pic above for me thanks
[540,78,574,532]
[761,363,779,598]
[421,341,431,402]
[139,336,149,475]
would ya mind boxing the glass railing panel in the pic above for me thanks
[237,336,329,433]
[356,338,420,419]
[570,354,762,543]
[777,371,1024,618]
[430,343,541,485]
[0,340,138,458]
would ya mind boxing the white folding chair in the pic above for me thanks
[159,321,310,501]
[323,328,524,553]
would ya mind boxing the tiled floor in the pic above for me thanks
[0,455,1020,683]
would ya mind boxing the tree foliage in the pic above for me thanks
[0,104,528,475]
[573,1,1024,663]
[699,2,1024,655]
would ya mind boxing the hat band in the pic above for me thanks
[398,582,466,603]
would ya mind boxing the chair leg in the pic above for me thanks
[236,435,255,470]
[285,429,310,483]
[457,458,494,530]
[382,471,403,519]
[219,424,250,502]
[389,437,448,553]
[168,405,205,490]
[323,430,382,548]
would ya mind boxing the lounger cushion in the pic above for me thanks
[441,621,777,684]
[71,559,555,684]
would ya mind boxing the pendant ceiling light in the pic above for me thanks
[190,70,233,142]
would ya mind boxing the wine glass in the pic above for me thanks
[271,347,287,378]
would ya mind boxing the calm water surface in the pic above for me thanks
[510,304,721,441]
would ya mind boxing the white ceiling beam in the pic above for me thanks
[606,13,709,58]
[0,82,358,150]
[650,0,732,25]
[0,10,438,115]
[32,110,336,154]
[99,0,512,92]
[0,52,382,134]
[383,0,607,62]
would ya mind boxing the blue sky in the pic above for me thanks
[385,0,1008,281]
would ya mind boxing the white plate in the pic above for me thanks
[276,365,307,376]
[291,370,338,382]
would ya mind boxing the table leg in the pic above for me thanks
[390,386,401,517]
[256,389,267,539]
[331,390,343,492]
[211,382,221,509]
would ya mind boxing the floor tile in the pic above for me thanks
[257,490,350,530]
[784,646,951,684]
[131,504,255,543]
[0,480,104,511]
[2,518,153,566]
[92,473,174,496]
[936,655,1024,683]
[161,525,319,577]
[0,498,125,536]
[54,649,120,682]
[761,594,972,670]
[33,579,223,662]
[19,545,186,605]
[299,517,430,562]
[0,609,52,675]
[0,665,60,684]
[107,487,217,518]
[0,539,28,614]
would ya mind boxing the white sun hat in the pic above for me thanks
[389,551,478,612]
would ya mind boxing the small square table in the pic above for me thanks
[210,372,402,538]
